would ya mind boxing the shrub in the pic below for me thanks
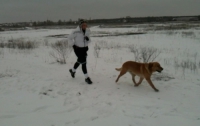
[94,43,101,58]
[50,40,71,64]
[3,38,38,49]
[129,45,161,63]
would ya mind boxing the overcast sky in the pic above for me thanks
[0,0,199,23]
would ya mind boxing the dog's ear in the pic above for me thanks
[148,62,153,71]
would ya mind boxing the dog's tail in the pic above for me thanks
[115,68,122,71]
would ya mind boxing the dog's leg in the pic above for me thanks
[145,78,159,92]
[131,74,137,86]
[135,77,144,87]
[115,69,127,83]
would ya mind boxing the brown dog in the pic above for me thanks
[115,61,163,92]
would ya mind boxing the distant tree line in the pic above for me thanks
[32,16,199,26]
[32,19,75,26]
[1,16,199,28]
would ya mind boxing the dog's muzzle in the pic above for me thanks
[157,67,163,73]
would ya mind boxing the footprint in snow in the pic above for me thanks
[33,106,48,112]
[91,116,98,121]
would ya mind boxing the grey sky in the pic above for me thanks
[0,0,199,23]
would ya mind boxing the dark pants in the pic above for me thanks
[73,45,88,74]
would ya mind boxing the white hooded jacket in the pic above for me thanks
[68,26,91,47]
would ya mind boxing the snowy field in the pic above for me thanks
[0,23,200,126]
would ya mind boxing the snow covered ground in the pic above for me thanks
[0,24,200,126]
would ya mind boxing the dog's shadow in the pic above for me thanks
[151,72,175,82]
